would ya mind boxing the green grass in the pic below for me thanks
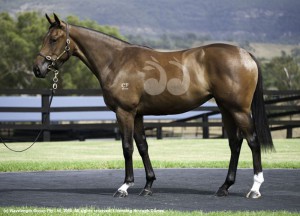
[0,139,299,172]
[0,208,298,216]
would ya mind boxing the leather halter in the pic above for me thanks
[39,22,70,72]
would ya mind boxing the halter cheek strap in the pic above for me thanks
[39,23,71,72]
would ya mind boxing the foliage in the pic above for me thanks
[0,12,125,89]
[262,51,300,90]
[0,12,49,89]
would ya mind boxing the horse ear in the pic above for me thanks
[53,13,61,26]
[45,13,53,25]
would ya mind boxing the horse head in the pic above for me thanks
[33,13,72,78]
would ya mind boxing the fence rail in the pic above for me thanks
[0,89,299,141]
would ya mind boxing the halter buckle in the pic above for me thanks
[65,45,70,51]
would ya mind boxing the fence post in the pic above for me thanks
[157,126,162,139]
[202,115,209,138]
[41,93,50,141]
[286,127,293,138]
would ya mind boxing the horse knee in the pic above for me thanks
[123,145,133,158]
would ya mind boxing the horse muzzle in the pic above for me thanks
[33,65,44,78]
[33,63,49,78]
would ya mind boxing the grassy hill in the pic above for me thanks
[1,0,300,44]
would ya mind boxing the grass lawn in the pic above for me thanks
[0,139,299,172]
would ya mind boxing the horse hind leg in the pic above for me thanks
[134,115,156,196]
[245,129,264,199]
[216,108,243,197]
[231,111,264,199]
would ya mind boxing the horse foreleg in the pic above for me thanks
[134,115,156,196]
[113,108,135,198]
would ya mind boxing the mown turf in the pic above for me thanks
[0,139,299,172]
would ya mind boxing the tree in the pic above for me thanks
[0,12,126,89]
[262,53,300,90]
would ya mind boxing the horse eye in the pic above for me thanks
[50,38,57,44]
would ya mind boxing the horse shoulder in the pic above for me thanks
[103,48,146,112]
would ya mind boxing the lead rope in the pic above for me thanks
[0,73,58,152]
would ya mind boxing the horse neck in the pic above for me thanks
[69,25,128,83]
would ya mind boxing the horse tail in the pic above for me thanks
[250,53,274,151]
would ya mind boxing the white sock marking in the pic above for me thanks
[118,183,134,194]
[250,172,264,194]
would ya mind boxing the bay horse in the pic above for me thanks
[33,14,274,199]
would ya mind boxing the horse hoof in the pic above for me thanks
[246,190,261,199]
[215,188,229,197]
[113,190,128,198]
[139,189,153,196]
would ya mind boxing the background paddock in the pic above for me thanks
[0,89,299,142]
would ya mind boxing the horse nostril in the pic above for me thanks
[33,65,41,76]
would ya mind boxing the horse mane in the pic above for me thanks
[70,23,153,50]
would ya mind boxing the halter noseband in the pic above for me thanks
[39,22,71,73]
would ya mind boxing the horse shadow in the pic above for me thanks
[0,187,242,197]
